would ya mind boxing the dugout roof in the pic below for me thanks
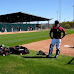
[0,12,51,23]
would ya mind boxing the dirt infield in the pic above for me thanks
[0,31,74,57]
[0,31,37,35]
[22,34,74,57]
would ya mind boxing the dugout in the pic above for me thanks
[0,23,35,32]
[0,12,52,32]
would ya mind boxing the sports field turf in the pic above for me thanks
[0,29,74,74]
[0,29,74,47]
[0,50,74,74]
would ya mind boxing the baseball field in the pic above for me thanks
[0,29,74,74]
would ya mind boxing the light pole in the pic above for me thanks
[57,11,58,20]
[73,5,74,21]
[59,0,61,23]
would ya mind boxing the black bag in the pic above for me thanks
[9,45,30,54]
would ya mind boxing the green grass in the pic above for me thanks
[0,50,74,74]
[65,29,74,35]
[0,29,74,47]
[0,29,74,74]
[0,30,49,47]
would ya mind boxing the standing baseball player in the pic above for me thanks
[47,20,66,58]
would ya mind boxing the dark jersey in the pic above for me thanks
[50,26,65,39]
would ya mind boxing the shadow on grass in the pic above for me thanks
[21,56,55,58]
[67,58,74,64]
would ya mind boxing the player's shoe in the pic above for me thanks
[54,55,58,58]
[46,55,51,58]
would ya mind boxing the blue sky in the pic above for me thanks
[0,0,74,23]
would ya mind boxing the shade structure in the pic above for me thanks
[0,12,52,23]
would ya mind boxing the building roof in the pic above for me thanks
[0,12,52,23]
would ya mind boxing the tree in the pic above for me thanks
[64,24,71,29]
